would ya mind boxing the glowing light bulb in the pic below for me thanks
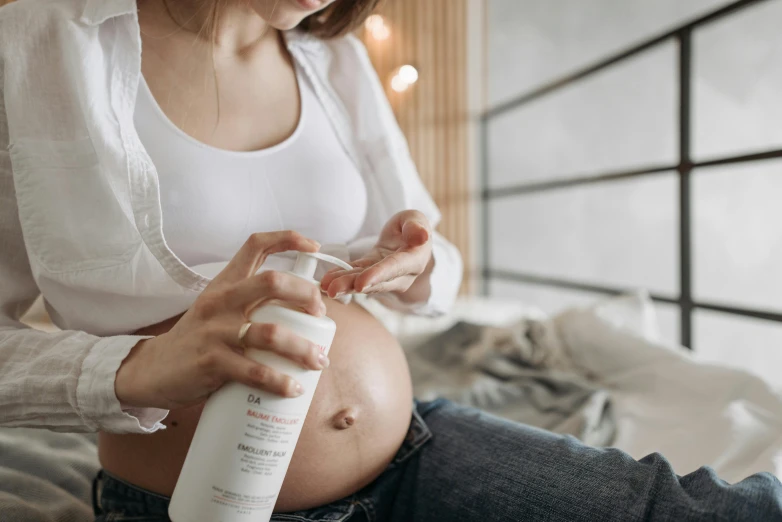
[398,65,418,85]
[372,25,390,40]
[365,14,390,40]
[391,74,409,93]
[365,14,385,31]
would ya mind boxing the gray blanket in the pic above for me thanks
[407,320,616,447]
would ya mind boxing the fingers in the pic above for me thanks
[360,275,417,295]
[323,256,417,296]
[217,231,320,283]
[355,252,417,292]
[321,267,363,298]
[321,210,432,297]
[240,322,328,371]
[223,270,326,317]
[320,259,375,292]
[319,268,341,291]
[322,249,428,296]
[207,349,304,398]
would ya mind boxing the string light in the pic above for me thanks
[391,74,409,93]
[363,16,417,94]
[398,65,419,85]
[390,65,419,93]
[365,14,390,40]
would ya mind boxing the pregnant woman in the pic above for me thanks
[0,0,781,521]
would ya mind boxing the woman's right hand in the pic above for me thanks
[115,231,328,411]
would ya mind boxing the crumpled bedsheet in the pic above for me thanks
[399,292,782,483]
[408,320,617,447]
[0,428,97,521]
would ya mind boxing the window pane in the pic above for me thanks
[692,0,782,160]
[487,43,677,188]
[693,161,782,313]
[488,173,679,294]
[488,0,732,106]
[694,309,782,387]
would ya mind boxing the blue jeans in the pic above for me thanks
[93,399,782,521]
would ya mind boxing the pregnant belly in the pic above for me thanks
[98,300,413,512]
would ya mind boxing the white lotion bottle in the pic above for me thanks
[168,252,352,522]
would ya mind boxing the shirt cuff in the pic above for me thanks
[76,335,168,433]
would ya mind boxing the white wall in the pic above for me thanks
[483,0,782,385]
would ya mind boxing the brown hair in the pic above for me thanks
[199,0,383,40]
[163,0,383,41]
[299,0,384,39]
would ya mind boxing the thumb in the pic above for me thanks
[401,217,430,248]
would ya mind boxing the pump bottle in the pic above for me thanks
[168,252,352,522]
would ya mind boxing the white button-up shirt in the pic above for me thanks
[0,0,462,434]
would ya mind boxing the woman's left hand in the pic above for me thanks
[320,210,433,298]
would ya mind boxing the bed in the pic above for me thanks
[3,292,782,521]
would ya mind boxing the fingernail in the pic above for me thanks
[292,383,304,397]
[318,354,330,369]
[319,302,327,315]
[334,291,345,298]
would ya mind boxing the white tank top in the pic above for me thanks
[133,65,368,267]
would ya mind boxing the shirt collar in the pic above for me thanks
[80,0,137,25]
[283,29,325,58]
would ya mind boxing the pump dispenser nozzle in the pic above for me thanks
[290,252,352,284]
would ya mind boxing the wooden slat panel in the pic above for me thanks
[362,0,472,294]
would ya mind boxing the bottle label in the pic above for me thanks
[169,312,334,522]
[205,404,305,516]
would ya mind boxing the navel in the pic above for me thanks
[331,406,359,430]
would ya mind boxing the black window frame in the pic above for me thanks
[480,0,782,349]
